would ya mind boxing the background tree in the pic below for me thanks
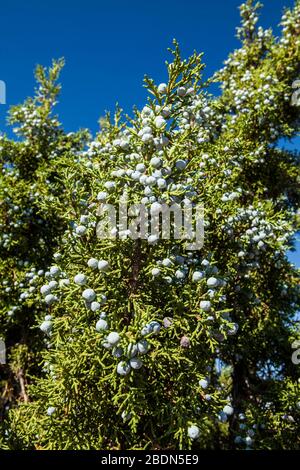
[0,60,88,426]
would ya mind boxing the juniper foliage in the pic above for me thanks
[1,0,300,450]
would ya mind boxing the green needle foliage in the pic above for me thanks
[1,0,300,450]
[0,60,89,423]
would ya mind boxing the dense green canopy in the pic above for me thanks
[0,0,299,450]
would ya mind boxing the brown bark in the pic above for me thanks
[16,368,29,403]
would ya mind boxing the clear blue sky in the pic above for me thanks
[0,0,299,265]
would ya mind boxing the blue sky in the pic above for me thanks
[0,0,299,265]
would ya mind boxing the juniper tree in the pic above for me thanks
[0,60,88,423]
[2,0,300,450]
